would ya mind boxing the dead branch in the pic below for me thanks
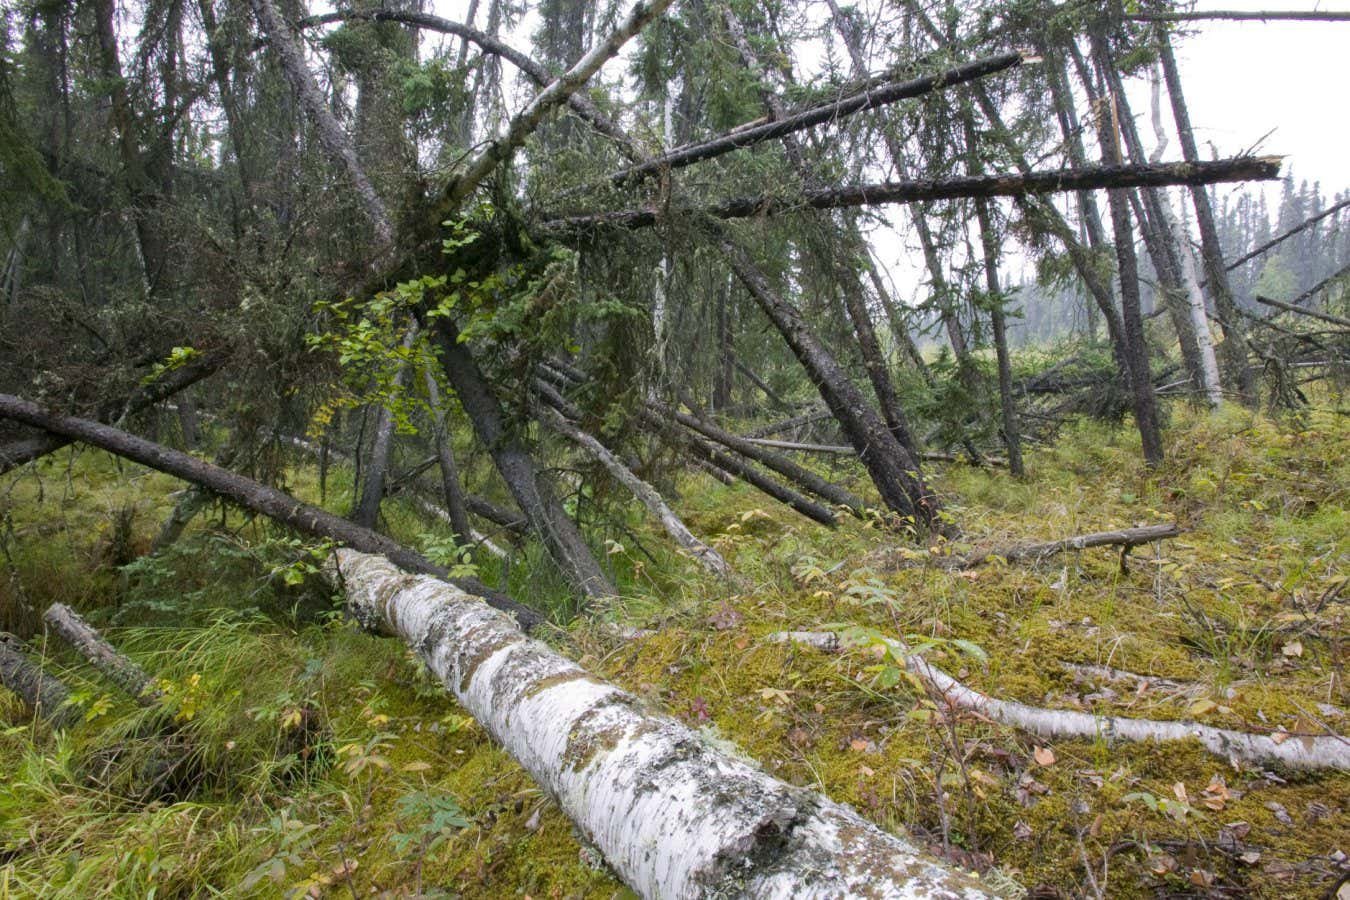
[1126,9,1350,22]
[922,523,1182,569]
[1254,295,1350,329]
[602,50,1025,186]
[767,631,1350,771]
[441,0,673,210]
[295,10,642,160]
[1217,197,1350,277]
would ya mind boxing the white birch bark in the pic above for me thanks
[766,631,1350,772]
[1150,67,1222,406]
[330,550,995,899]
[539,406,733,578]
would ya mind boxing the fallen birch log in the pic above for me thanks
[0,632,78,727]
[0,393,543,630]
[922,523,1181,569]
[43,603,161,705]
[330,550,995,898]
[766,631,1350,772]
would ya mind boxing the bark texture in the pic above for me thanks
[0,632,76,727]
[43,603,160,705]
[540,158,1283,234]
[538,406,734,578]
[330,550,996,898]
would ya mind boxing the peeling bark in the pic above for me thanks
[329,550,996,898]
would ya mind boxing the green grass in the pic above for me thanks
[1,400,1347,897]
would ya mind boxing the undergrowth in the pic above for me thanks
[0,402,1345,897]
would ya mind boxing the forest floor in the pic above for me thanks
[0,402,1346,898]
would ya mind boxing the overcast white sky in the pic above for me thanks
[1166,0,1350,194]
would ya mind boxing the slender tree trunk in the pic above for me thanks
[963,117,1025,476]
[720,237,940,531]
[1094,77,1165,466]
[1148,67,1222,406]
[425,322,615,602]
[1083,38,1207,396]
[250,0,396,252]
[423,371,474,545]
[1158,30,1256,404]
[538,405,733,578]
[353,328,419,529]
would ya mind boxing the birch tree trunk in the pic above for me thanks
[1149,68,1222,407]
[329,550,994,898]
[1157,30,1256,404]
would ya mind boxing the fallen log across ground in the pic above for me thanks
[0,632,77,727]
[891,523,1182,570]
[0,393,544,631]
[43,603,160,705]
[766,631,1350,772]
[329,550,997,898]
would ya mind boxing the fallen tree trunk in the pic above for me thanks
[537,406,734,579]
[1256,293,1350,329]
[541,158,1284,235]
[601,50,1024,186]
[0,632,77,727]
[329,549,995,898]
[1125,9,1350,22]
[0,393,544,630]
[43,603,160,705]
[0,346,229,475]
[947,523,1181,568]
[767,631,1350,772]
[744,438,1009,468]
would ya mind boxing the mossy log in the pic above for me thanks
[329,550,996,898]
[0,632,77,727]
[43,603,160,705]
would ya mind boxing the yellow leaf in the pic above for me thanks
[1188,699,1218,717]
[401,761,433,772]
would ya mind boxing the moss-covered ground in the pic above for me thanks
[0,403,1345,898]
